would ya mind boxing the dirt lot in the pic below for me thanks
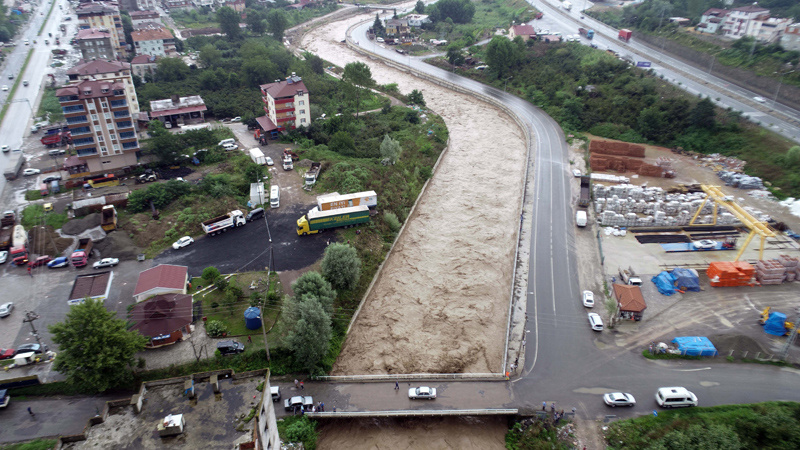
[302,15,526,376]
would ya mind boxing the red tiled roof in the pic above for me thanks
[56,79,125,99]
[256,115,278,131]
[131,54,157,64]
[63,155,85,168]
[69,272,112,301]
[130,294,192,338]
[134,264,188,297]
[260,77,308,100]
[131,26,173,42]
[76,28,111,40]
[67,60,130,76]
[511,24,536,36]
[613,284,647,313]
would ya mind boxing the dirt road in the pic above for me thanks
[302,16,527,376]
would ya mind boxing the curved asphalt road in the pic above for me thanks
[348,15,800,418]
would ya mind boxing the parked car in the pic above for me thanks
[172,236,194,250]
[22,81,28,87]
[0,348,15,360]
[216,340,245,355]
[655,387,698,408]
[603,392,636,407]
[588,312,603,331]
[376,37,385,43]
[0,251,7,264]
[222,143,239,151]
[42,175,62,183]
[0,302,13,318]
[1,85,7,91]
[408,386,437,399]
[246,208,264,222]
[582,290,594,308]
[23,168,41,176]
[231,116,242,122]
[47,256,70,268]
[28,255,52,268]
[266,156,274,166]
[284,395,313,411]
[572,169,581,177]
[692,240,716,249]
[16,343,43,354]
[92,257,119,269]
[0,145,8,153]
[270,386,281,402]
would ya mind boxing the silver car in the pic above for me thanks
[408,386,437,399]
[0,302,13,318]
[93,258,119,269]
[603,392,635,407]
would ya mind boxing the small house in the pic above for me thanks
[133,264,189,303]
[613,284,647,321]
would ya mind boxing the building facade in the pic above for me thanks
[57,80,140,175]
[781,23,800,51]
[131,25,176,57]
[129,10,161,27]
[720,4,790,42]
[67,60,140,117]
[75,28,116,61]
[256,75,310,136]
[150,95,207,128]
[76,1,126,55]
[131,54,159,79]
[698,8,729,34]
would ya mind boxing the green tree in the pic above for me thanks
[407,89,426,106]
[217,6,242,41]
[292,271,336,315]
[380,134,401,165]
[342,62,375,117]
[155,58,190,82]
[429,0,475,24]
[485,36,520,78]
[199,44,222,67]
[266,9,289,41]
[49,299,149,393]
[245,9,266,35]
[281,296,332,373]
[689,97,716,130]
[446,44,465,66]
[372,13,385,35]
[321,243,361,291]
[202,266,221,283]
[786,146,800,167]
[120,12,134,48]
[415,0,425,14]
[329,130,356,154]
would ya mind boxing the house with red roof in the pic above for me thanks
[256,74,310,140]
[133,264,189,303]
[509,24,536,41]
[130,293,193,348]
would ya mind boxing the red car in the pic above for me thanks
[0,348,15,360]
[28,255,52,268]
[12,255,28,266]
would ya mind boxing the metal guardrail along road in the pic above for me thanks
[308,409,519,418]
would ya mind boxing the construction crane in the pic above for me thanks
[688,185,775,261]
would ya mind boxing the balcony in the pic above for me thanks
[62,105,85,113]
[119,131,135,139]
[113,110,130,118]
[122,141,139,150]
[71,126,92,136]
[66,115,88,125]
[116,121,133,129]
[76,147,98,157]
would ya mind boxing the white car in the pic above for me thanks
[0,302,13,318]
[1,85,7,91]
[23,168,41,176]
[172,236,194,249]
[692,239,716,249]
[572,169,581,177]
[603,392,636,407]
[588,312,603,331]
[753,96,766,103]
[0,145,8,153]
[266,156,274,166]
[0,250,7,264]
[222,143,239,151]
[582,290,594,308]
[231,116,242,122]
[376,37,385,43]
[408,386,437,399]
[92,258,119,269]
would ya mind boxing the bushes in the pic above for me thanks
[206,319,227,337]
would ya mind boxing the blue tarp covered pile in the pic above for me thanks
[652,272,676,296]
[671,336,719,356]
[764,312,789,336]
[671,268,701,292]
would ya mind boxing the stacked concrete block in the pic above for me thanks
[755,260,786,285]
[778,255,798,282]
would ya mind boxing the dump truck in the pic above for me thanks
[3,152,24,180]
[618,29,633,42]
[282,150,294,170]
[201,210,246,236]
[71,238,94,267]
[317,191,378,211]
[296,205,370,236]
[85,174,119,188]
[40,125,71,148]
[249,148,267,165]
[304,162,321,188]
[0,228,12,250]
[579,28,594,39]
[10,245,28,265]
[578,175,591,207]
[1,211,15,228]
[619,267,643,286]
[101,205,117,231]
[563,1,572,11]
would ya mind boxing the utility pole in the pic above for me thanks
[22,310,46,351]
[260,247,273,361]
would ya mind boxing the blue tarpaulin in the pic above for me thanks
[651,272,676,296]
[671,337,719,356]
[764,312,788,336]
[671,268,701,292]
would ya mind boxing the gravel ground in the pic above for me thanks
[136,325,216,371]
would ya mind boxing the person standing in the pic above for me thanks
[300,381,304,390]
[395,381,399,390]
[542,401,546,411]
[294,379,299,389]
[27,407,34,416]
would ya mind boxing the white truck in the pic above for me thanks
[619,266,643,286]
[563,1,572,11]
[282,155,293,170]
[304,162,321,189]
[201,210,246,236]
[317,191,378,211]
[249,148,267,165]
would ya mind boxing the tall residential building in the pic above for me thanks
[57,79,140,174]
[66,60,140,117]
[256,74,310,136]
[131,25,176,57]
[720,4,790,42]
[75,28,116,61]
[76,1,126,55]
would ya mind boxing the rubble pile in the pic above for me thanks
[717,171,765,190]
[700,154,747,171]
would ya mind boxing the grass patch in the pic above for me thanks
[36,87,65,122]
[20,204,69,230]
[38,0,58,35]
[195,271,282,338]
[415,0,535,49]
[0,439,60,450]
[24,190,43,201]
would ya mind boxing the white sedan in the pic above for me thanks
[1,85,7,91]
[266,156,274,166]
[603,392,636,407]
[582,290,594,308]
[93,257,119,269]
[692,239,716,249]
[23,168,41,176]
[0,250,7,264]
[408,386,437,399]
[172,236,194,250]
[0,302,13,318]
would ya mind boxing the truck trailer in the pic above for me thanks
[578,28,594,39]
[71,238,94,267]
[3,152,24,180]
[578,175,591,207]
[249,148,267,165]
[296,205,370,236]
[316,191,378,211]
[201,210,246,236]
[618,29,633,42]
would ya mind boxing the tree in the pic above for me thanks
[786,146,800,167]
[446,44,465,67]
[342,62,375,117]
[321,243,361,291]
[415,0,425,14]
[267,10,289,41]
[292,271,336,315]
[329,130,356,155]
[217,6,242,41]
[281,296,332,373]
[407,89,426,106]
[156,58,190,82]
[485,36,521,78]
[120,12,134,48]
[372,14,385,36]
[429,0,475,24]
[49,299,149,393]
[380,134,401,165]
[688,98,716,130]
[246,9,266,35]
[202,266,221,283]
[199,44,222,67]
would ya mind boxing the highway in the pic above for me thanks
[346,13,800,418]
[0,0,71,193]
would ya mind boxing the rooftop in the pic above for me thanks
[133,264,189,297]
[76,1,120,15]
[511,24,536,35]
[130,293,192,338]
[613,284,647,313]
[75,28,111,40]
[260,76,308,100]
[131,26,174,42]
[131,55,158,65]
[129,10,159,18]
[67,59,130,76]
[68,271,113,302]
[56,79,125,99]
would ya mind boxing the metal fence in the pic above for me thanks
[308,408,518,418]
[314,373,505,382]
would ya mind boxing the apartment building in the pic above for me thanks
[75,28,116,61]
[67,59,140,117]
[76,1,126,55]
[256,74,310,136]
[131,25,176,57]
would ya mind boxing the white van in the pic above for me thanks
[655,387,698,408]
[576,210,587,227]
[218,138,235,147]
[269,185,280,208]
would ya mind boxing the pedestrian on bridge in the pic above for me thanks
[551,403,556,413]
[542,402,546,411]
[27,407,34,416]
[395,381,399,390]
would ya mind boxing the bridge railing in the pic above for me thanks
[314,373,505,382]
[308,408,518,418]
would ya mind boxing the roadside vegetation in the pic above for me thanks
[433,40,800,198]
[605,401,800,449]
[36,87,65,122]
[277,416,318,450]
[171,1,337,32]
[505,417,572,450]
[0,439,60,450]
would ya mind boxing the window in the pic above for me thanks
[97,135,104,142]
[86,102,95,111]
[91,114,99,121]
[100,102,108,109]
[110,99,126,107]
[299,110,305,114]
[114,110,130,118]
[119,131,135,139]
[62,105,85,113]
[113,144,121,152]
[300,118,306,123]
[67,115,88,124]
[117,121,132,129]
[104,112,112,120]
[299,100,304,105]
[122,141,138,149]
[72,137,95,146]
[77,147,98,157]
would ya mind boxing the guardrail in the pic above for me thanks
[314,373,505,382]
[308,408,518,418]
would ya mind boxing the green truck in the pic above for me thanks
[296,205,370,236]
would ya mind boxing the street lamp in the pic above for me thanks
[773,69,795,108]
[504,76,513,93]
